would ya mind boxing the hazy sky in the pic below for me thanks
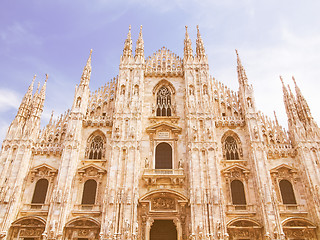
[1,0,320,142]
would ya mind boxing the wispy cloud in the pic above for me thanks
[0,22,42,47]
[0,88,21,112]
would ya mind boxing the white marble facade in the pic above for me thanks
[0,26,319,240]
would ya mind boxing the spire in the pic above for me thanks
[236,49,248,86]
[281,76,299,125]
[273,111,279,126]
[135,25,144,60]
[292,76,313,122]
[184,26,193,60]
[123,25,132,58]
[80,49,92,86]
[17,75,36,117]
[196,25,206,59]
[40,74,48,100]
[49,110,54,126]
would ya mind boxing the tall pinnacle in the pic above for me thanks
[292,76,313,122]
[184,26,193,60]
[236,49,248,86]
[135,25,144,60]
[123,25,132,58]
[80,49,92,86]
[40,74,48,99]
[17,75,36,118]
[196,25,206,59]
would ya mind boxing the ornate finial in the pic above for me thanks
[36,82,40,93]
[274,111,279,126]
[123,25,132,58]
[236,50,248,85]
[48,110,54,125]
[135,25,144,60]
[280,75,284,85]
[292,76,297,86]
[80,49,92,86]
[196,25,206,59]
[184,25,193,60]
[40,74,48,99]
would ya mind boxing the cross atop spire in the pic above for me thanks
[184,26,193,60]
[196,25,206,59]
[135,25,144,60]
[236,49,248,86]
[80,49,92,86]
[123,25,132,58]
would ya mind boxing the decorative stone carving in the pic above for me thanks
[30,164,57,183]
[151,197,176,211]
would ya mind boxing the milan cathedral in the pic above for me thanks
[0,26,319,240]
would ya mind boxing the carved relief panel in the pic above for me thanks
[139,190,189,240]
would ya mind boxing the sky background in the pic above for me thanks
[1,0,320,142]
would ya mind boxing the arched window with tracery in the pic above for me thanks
[231,180,246,205]
[156,86,172,116]
[81,179,97,204]
[155,142,172,169]
[224,136,239,160]
[279,179,296,204]
[31,179,49,204]
[87,135,104,159]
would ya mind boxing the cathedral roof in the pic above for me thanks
[145,47,183,77]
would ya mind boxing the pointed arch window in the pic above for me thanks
[279,180,296,204]
[88,135,104,159]
[81,179,97,204]
[155,142,172,169]
[31,179,49,204]
[156,86,172,116]
[225,136,239,160]
[231,180,246,205]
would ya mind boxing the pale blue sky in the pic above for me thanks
[1,0,320,142]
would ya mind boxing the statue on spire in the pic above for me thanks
[135,25,144,60]
[236,49,248,86]
[196,25,206,60]
[184,26,193,60]
[80,49,92,86]
[123,25,132,58]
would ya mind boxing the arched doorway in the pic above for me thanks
[150,220,177,240]
[139,190,189,240]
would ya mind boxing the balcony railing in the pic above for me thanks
[143,169,184,176]
[142,168,185,185]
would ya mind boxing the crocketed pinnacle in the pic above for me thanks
[196,25,206,59]
[80,49,92,86]
[17,75,36,118]
[292,76,313,122]
[123,25,132,58]
[236,49,248,86]
[184,26,193,60]
[40,74,48,100]
[135,25,144,59]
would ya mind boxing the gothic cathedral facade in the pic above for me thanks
[0,26,320,240]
